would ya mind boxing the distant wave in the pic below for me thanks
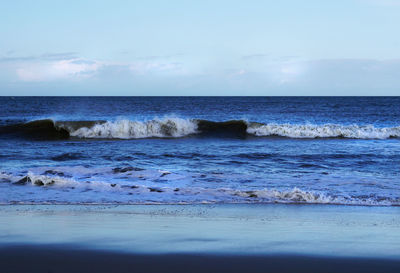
[2,171,398,206]
[247,123,400,139]
[0,118,399,140]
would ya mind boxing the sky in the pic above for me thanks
[1,0,400,95]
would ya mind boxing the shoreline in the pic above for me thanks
[1,201,400,206]
[1,204,399,272]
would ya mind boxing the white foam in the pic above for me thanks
[20,172,124,192]
[69,118,198,139]
[247,123,400,139]
[3,170,398,206]
[234,187,332,203]
[220,187,396,206]
[25,172,79,187]
[0,172,13,181]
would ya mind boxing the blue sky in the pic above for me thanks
[1,0,400,95]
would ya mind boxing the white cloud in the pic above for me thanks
[16,58,102,82]
[247,59,308,85]
[228,69,246,77]
[129,62,184,75]
[13,57,185,82]
[229,57,400,94]
[277,62,307,84]
[278,58,400,91]
[3,51,400,95]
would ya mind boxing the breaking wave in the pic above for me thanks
[2,172,399,206]
[68,118,197,139]
[247,123,400,139]
[0,118,399,140]
[231,187,398,206]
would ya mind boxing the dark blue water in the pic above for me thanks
[0,97,399,205]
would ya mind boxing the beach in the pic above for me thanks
[2,246,400,273]
[1,96,399,272]
[2,0,400,270]
[1,204,399,272]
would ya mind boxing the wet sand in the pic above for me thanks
[1,204,399,272]
[1,245,400,273]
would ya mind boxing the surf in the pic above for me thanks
[0,118,399,140]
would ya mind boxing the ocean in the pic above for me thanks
[0,96,399,206]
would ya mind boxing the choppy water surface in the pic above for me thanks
[0,97,399,205]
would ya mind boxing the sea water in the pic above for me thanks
[0,97,399,205]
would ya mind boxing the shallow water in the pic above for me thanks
[0,97,399,205]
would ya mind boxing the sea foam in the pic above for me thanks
[3,171,399,206]
[3,118,399,139]
[68,118,198,139]
[247,123,400,139]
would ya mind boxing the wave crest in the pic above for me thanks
[247,123,400,139]
[67,118,198,139]
[2,118,399,139]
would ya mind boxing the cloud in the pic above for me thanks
[7,52,185,82]
[2,51,400,95]
[242,53,269,60]
[221,57,400,94]
[0,52,78,63]
[16,58,101,82]
[129,61,184,75]
[39,52,78,61]
[275,61,308,84]
[134,53,184,61]
[272,58,400,91]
